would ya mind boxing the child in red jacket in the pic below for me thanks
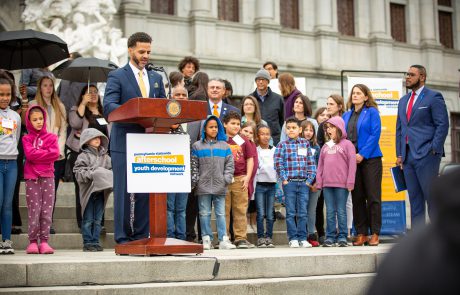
[23,106,60,254]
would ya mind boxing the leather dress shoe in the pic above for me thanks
[368,234,379,246]
[352,234,368,246]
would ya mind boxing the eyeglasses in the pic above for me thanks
[405,72,417,77]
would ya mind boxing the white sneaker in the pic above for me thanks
[246,224,254,233]
[289,240,299,248]
[202,235,212,250]
[219,236,236,250]
[299,240,312,248]
[0,240,15,254]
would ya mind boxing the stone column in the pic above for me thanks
[190,0,216,56]
[314,0,338,71]
[254,0,280,61]
[255,0,274,23]
[190,0,212,17]
[119,0,150,37]
[419,0,437,45]
[367,1,393,70]
[314,0,334,32]
[119,0,149,12]
[369,1,388,38]
[419,0,442,79]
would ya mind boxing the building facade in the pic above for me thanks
[1,0,459,162]
[119,0,460,163]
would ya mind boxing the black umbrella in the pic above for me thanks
[52,57,118,90]
[0,29,69,70]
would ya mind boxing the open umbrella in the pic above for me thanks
[0,29,69,70]
[52,57,118,90]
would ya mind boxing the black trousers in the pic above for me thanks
[185,189,201,242]
[352,157,382,235]
[12,131,25,227]
[68,150,82,228]
[315,191,325,237]
[52,158,66,222]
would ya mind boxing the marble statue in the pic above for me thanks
[22,0,127,67]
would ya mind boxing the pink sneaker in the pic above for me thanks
[26,242,39,254]
[39,242,55,254]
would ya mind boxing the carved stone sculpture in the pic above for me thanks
[22,0,127,67]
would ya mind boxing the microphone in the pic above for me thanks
[146,63,164,71]
[145,63,172,99]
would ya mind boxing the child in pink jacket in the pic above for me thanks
[22,106,60,254]
[315,116,356,247]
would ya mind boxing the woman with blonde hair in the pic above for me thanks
[278,73,301,118]
[21,76,67,233]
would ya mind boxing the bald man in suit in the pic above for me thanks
[396,65,448,228]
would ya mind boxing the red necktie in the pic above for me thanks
[406,91,416,121]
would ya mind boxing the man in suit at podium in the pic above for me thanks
[396,65,448,228]
[207,78,240,120]
[103,32,166,244]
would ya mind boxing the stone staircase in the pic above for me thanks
[13,182,294,249]
[2,181,392,294]
[0,245,390,294]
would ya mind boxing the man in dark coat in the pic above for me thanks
[250,69,284,145]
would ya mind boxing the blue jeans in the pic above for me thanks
[283,181,309,241]
[255,183,276,239]
[167,192,188,240]
[82,191,104,245]
[323,187,349,242]
[0,160,17,241]
[307,188,321,236]
[198,195,226,241]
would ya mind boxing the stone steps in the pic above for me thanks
[19,182,114,208]
[0,274,375,295]
[6,182,392,294]
[0,246,389,290]
[17,182,291,240]
[9,231,293,250]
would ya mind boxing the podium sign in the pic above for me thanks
[127,134,191,193]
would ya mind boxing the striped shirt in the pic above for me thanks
[274,137,316,185]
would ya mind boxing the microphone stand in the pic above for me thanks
[150,66,172,99]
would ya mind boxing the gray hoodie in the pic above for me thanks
[73,128,112,217]
[0,107,21,159]
[191,116,234,196]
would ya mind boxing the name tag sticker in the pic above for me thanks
[298,148,307,156]
[232,134,245,146]
[96,118,108,125]
[2,118,14,129]
[326,140,336,148]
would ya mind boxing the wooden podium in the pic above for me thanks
[108,98,207,256]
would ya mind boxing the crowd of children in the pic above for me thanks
[1,68,365,254]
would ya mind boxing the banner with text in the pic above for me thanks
[126,134,191,193]
[347,77,406,234]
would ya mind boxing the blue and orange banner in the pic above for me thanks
[126,134,191,193]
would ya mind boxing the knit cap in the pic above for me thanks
[255,68,270,81]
